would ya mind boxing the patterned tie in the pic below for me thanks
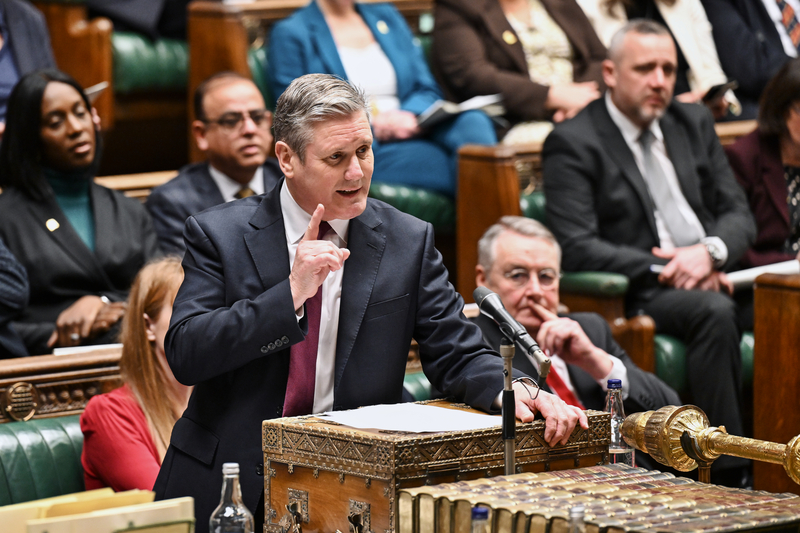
[235,187,255,199]
[282,221,332,417]
[546,366,585,409]
[638,130,704,247]
[776,0,800,48]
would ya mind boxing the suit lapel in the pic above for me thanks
[31,189,110,285]
[196,165,225,206]
[307,1,348,78]
[659,111,704,214]
[592,100,660,240]
[334,203,386,391]
[479,0,528,74]
[539,0,590,65]
[358,4,409,98]
[244,183,291,291]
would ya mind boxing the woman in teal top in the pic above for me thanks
[0,70,161,354]
[268,0,497,197]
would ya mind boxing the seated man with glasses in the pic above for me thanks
[146,72,282,255]
[473,216,680,429]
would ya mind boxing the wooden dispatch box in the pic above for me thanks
[262,400,610,533]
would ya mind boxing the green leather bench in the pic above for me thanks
[521,190,755,396]
[0,371,432,507]
[0,416,84,506]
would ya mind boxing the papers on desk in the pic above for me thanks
[319,403,500,433]
[727,260,800,291]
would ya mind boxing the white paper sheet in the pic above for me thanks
[318,403,501,433]
[727,260,800,291]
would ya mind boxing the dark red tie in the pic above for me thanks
[283,222,331,417]
[546,365,585,409]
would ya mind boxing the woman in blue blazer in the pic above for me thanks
[267,0,497,197]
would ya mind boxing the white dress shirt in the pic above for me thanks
[280,182,350,414]
[760,0,800,58]
[208,165,265,202]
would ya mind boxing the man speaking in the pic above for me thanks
[154,74,586,533]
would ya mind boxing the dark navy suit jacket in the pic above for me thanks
[0,238,28,358]
[145,160,282,256]
[154,181,511,532]
[3,0,56,74]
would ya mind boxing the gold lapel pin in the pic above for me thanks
[377,20,389,34]
[46,218,60,232]
[503,30,517,45]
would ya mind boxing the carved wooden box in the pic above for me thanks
[262,401,609,533]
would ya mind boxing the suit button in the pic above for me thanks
[255,463,264,476]
[277,406,283,416]
[261,346,268,353]
[268,343,276,351]
[281,336,289,343]
[275,339,283,348]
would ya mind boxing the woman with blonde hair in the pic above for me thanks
[80,257,192,491]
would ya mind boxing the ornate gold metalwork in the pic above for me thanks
[622,405,800,484]
[5,382,38,421]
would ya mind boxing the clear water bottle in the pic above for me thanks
[605,379,635,466]
[471,506,489,533]
[210,462,254,533]
[568,505,586,533]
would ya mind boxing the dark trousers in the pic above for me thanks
[630,287,748,472]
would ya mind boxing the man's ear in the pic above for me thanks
[192,120,209,152]
[275,141,296,179]
[143,313,157,342]
[475,265,488,289]
[602,59,616,91]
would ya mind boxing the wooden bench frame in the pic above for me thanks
[0,347,122,423]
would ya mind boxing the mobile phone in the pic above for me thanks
[702,80,738,104]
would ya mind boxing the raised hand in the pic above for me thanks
[532,302,613,380]
[289,204,350,311]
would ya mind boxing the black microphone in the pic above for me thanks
[473,286,551,379]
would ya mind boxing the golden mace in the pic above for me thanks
[621,405,800,484]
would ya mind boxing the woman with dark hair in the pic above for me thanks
[81,257,191,491]
[725,58,800,269]
[0,69,161,354]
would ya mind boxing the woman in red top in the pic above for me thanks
[80,257,192,491]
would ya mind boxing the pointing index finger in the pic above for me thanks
[531,301,559,322]
[303,204,325,242]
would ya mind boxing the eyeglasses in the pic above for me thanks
[502,267,561,290]
[202,109,270,131]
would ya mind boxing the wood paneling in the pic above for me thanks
[753,273,800,494]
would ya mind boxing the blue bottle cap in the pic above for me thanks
[607,379,622,389]
[472,507,489,520]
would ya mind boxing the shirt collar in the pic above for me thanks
[208,164,264,202]
[280,182,349,245]
[604,92,664,146]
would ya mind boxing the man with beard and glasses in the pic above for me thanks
[542,19,756,487]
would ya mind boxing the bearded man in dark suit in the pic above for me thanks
[154,74,587,533]
[542,20,756,487]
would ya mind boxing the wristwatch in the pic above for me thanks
[703,241,724,269]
